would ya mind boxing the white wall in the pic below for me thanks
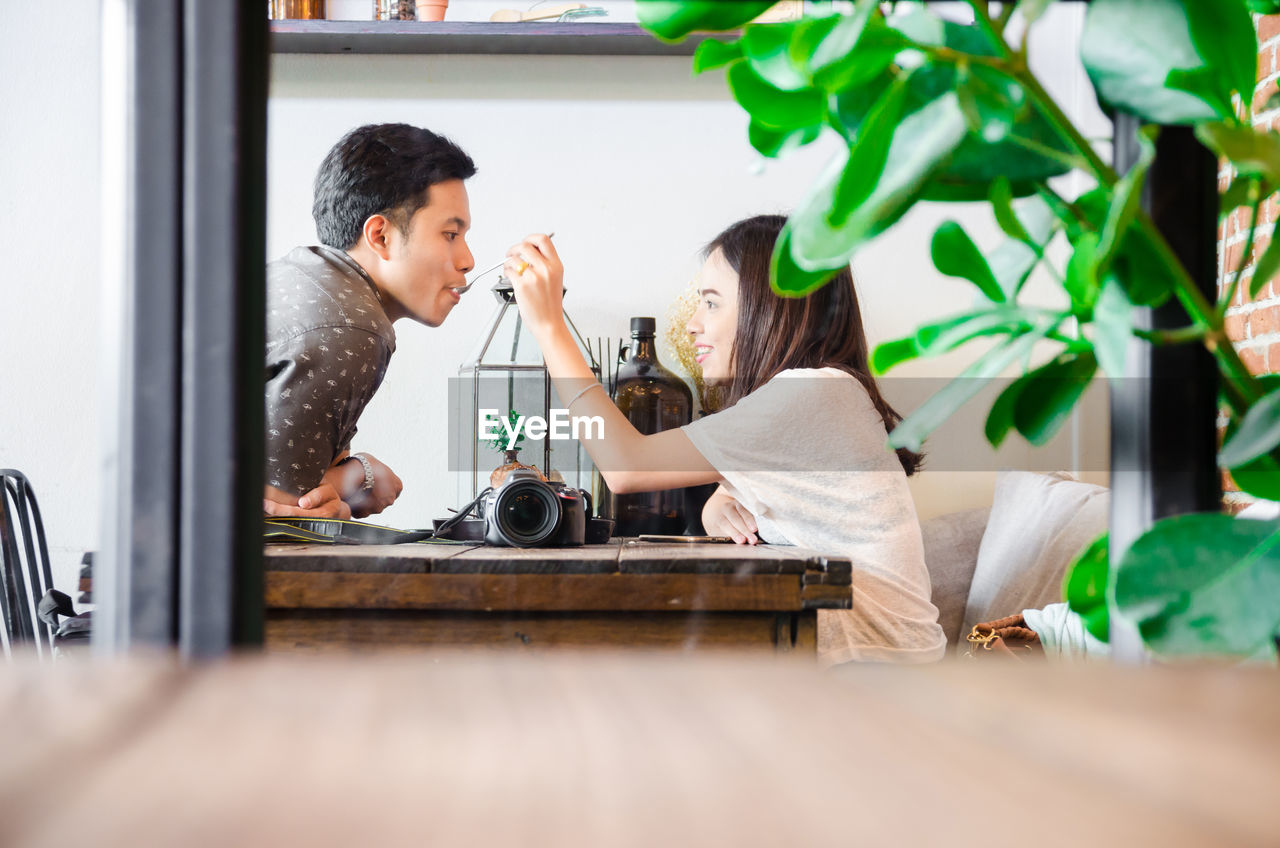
[268,3,1109,529]
[0,0,102,594]
[0,1,1107,606]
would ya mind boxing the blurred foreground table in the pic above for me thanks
[1,654,1277,847]
[263,539,852,653]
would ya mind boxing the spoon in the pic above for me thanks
[456,232,556,294]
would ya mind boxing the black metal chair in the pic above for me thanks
[0,470,57,659]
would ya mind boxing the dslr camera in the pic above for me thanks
[479,468,589,547]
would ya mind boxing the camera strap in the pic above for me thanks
[263,517,440,545]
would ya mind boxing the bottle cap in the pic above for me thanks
[630,317,656,336]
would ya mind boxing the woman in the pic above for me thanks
[506,215,945,664]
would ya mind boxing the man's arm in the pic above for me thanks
[321,452,403,518]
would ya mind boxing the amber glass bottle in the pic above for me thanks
[611,317,694,536]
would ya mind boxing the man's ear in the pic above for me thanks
[361,214,395,261]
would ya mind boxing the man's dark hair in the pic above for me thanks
[312,123,477,249]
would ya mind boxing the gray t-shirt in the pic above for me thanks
[265,246,396,496]
[682,367,946,665]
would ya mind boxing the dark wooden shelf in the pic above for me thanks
[269,20,712,56]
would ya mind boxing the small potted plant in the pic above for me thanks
[483,410,544,488]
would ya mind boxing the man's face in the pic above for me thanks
[378,179,474,327]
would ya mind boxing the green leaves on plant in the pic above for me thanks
[748,122,822,158]
[1063,532,1110,642]
[829,76,911,225]
[1081,0,1240,124]
[788,93,968,273]
[1091,276,1133,379]
[1224,376,1280,501]
[1248,0,1280,13]
[1095,125,1156,281]
[728,61,826,130]
[691,38,743,74]
[871,305,1051,375]
[1251,232,1280,299]
[888,330,1047,452]
[769,219,842,297]
[1220,385,1280,468]
[1181,0,1259,118]
[931,221,1005,302]
[1196,124,1280,183]
[1068,189,1173,307]
[985,350,1098,447]
[1115,514,1280,658]
[637,1,778,42]
[990,178,1032,244]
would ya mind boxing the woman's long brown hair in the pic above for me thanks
[708,214,923,475]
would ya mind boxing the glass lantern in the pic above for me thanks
[452,277,601,506]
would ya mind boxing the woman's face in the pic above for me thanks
[687,249,740,383]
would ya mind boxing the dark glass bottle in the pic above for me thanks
[611,317,693,536]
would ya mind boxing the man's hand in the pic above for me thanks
[323,453,403,518]
[701,488,758,545]
[263,483,352,520]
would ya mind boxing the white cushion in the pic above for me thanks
[959,471,1109,650]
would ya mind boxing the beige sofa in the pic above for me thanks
[919,471,1110,649]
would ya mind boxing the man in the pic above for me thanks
[263,123,476,519]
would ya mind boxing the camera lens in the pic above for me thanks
[493,481,559,546]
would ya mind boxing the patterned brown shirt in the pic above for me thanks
[265,246,396,495]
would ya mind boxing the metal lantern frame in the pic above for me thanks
[454,277,601,504]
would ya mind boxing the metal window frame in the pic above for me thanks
[98,0,1220,659]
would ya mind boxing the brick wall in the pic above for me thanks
[1218,15,1280,509]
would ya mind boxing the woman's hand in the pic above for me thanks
[505,233,564,339]
[701,489,758,545]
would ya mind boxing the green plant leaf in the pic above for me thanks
[692,37,744,74]
[983,375,1024,448]
[790,92,968,271]
[1224,376,1280,500]
[1092,275,1132,379]
[889,330,1047,452]
[811,15,913,93]
[748,121,822,158]
[1069,189,1172,307]
[1012,350,1098,445]
[1220,385,1280,468]
[931,221,1005,302]
[1196,124,1280,184]
[637,1,778,42]
[1063,532,1110,642]
[913,306,1047,355]
[1095,125,1156,280]
[1064,231,1102,311]
[1248,0,1280,13]
[1164,67,1235,122]
[828,75,911,225]
[1251,233,1280,299]
[1115,514,1280,658]
[769,219,842,297]
[1231,448,1280,501]
[727,61,826,130]
[988,239,1040,298]
[742,19,810,90]
[1081,0,1224,124]
[1219,177,1265,218]
[990,177,1032,244]
[1182,0,1258,113]
[870,337,920,375]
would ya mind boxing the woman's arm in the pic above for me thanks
[506,234,721,494]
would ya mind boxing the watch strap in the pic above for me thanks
[348,453,375,491]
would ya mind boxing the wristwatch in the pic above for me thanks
[345,453,375,492]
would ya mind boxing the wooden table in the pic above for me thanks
[3,654,1278,847]
[263,539,852,653]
